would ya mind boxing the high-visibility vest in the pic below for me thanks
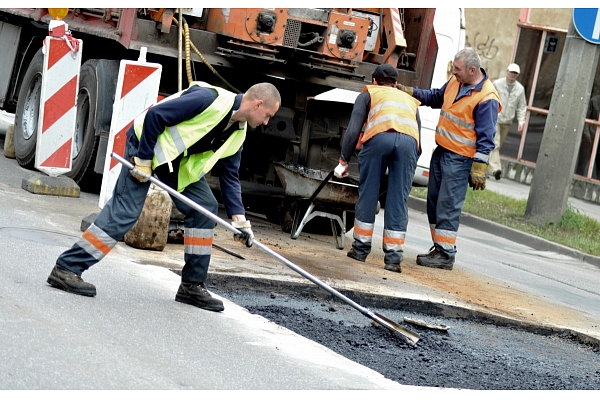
[134,81,246,192]
[361,85,421,147]
[436,77,501,158]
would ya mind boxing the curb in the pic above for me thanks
[407,195,600,269]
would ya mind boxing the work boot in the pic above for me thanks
[494,170,502,180]
[416,247,455,270]
[47,264,97,297]
[384,263,402,273]
[175,282,224,312]
[347,248,367,262]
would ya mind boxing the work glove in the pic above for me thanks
[232,220,254,247]
[396,83,414,96]
[468,161,488,190]
[334,162,349,178]
[130,157,152,182]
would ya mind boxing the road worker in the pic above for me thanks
[398,48,501,270]
[47,81,281,311]
[335,64,421,273]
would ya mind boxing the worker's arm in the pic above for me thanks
[339,91,370,164]
[136,86,217,160]
[412,81,449,109]
[216,147,245,219]
[472,98,500,164]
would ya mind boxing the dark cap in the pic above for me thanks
[372,64,398,81]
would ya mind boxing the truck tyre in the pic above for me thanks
[65,59,106,190]
[13,48,44,169]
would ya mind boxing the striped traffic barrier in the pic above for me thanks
[34,25,82,177]
[98,47,162,208]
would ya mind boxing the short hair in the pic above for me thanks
[246,83,281,108]
[455,47,481,71]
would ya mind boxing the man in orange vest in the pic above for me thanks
[334,64,421,273]
[398,48,501,270]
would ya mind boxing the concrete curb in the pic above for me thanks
[407,195,600,269]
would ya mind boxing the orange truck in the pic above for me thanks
[0,8,437,229]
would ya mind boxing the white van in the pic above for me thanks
[316,8,465,187]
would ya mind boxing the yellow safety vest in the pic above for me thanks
[134,81,246,192]
[362,85,421,147]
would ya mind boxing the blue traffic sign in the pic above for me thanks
[573,8,600,44]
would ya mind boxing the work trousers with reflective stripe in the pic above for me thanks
[352,131,418,266]
[56,133,218,284]
[426,145,473,257]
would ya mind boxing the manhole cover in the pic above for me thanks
[0,226,78,247]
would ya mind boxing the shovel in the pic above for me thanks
[112,153,420,345]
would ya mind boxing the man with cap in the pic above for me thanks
[334,64,421,273]
[489,63,527,180]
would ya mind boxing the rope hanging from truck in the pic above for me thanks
[172,17,241,94]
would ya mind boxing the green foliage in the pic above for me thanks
[410,187,600,256]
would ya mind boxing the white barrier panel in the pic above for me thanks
[35,35,82,177]
[99,48,162,208]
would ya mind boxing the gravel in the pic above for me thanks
[213,287,600,390]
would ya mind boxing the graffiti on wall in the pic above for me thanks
[465,32,501,78]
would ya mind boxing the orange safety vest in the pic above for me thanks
[436,77,501,158]
[361,85,421,148]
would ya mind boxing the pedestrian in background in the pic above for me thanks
[47,81,280,312]
[398,47,501,270]
[489,63,527,180]
[334,64,421,273]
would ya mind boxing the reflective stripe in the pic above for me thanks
[167,125,187,155]
[440,109,475,130]
[353,219,374,243]
[184,228,214,256]
[76,223,117,261]
[432,228,457,248]
[382,229,405,251]
[365,114,419,133]
[436,126,476,148]
[369,101,413,116]
[474,152,489,163]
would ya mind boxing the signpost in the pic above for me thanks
[573,8,600,44]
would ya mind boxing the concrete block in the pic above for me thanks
[21,174,80,198]
[3,124,15,159]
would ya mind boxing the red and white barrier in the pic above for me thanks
[35,24,82,177]
[99,47,162,208]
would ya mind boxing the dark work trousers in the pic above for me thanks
[426,145,473,257]
[56,133,218,284]
[352,131,418,266]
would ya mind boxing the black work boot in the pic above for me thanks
[416,247,455,270]
[175,282,224,312]
[47,264,97,297]
[347,248,367,262]
[384,263,402,273]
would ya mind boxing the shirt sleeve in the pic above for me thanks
[412,81,449,109]
[339,91,370,164]
[136,86,217,160]
[215,147,245,218]
[516,87,527,126]
[473,98,500,163]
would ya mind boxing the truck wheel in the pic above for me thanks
[13,48,44,169]
[64,59,102,189]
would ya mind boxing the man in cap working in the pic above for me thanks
[334,64,421,273]
[489,63,527,180]
[46,81,280,312]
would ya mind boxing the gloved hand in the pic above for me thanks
[130,157,152,182]
[232,220,254,247]
[396,83,414,96]
[468,161,488,190]
[334,163,349,178]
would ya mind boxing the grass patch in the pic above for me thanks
[410,186,600,256]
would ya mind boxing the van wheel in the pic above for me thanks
[14,48,44,169]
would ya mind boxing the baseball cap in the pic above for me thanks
[373,64,398,81]
[507,63,520,74]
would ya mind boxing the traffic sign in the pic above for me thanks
[573,8,600,44]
